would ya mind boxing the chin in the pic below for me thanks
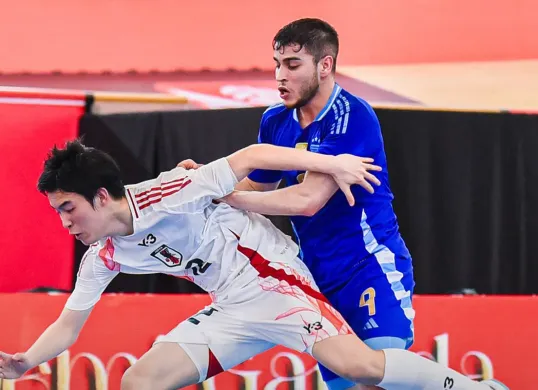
[282,99,298,109]
[81,236,99,246]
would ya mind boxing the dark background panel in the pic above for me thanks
[77,107,538,294]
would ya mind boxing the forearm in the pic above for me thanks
[228,144,337,181]
[224,188,311,216]
[246,144,335,174]
[25,320,78,368]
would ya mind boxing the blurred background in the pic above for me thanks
[0,0,537,388]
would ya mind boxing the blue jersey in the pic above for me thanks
[249,84,415,385]
[249,85,412,294]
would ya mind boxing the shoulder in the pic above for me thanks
[326,90,379,132]
[333,90,378,120]
[125,167,191,210]
[261,103,291,126]
[78,239,120,277]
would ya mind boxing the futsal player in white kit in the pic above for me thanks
[0,140,507,390]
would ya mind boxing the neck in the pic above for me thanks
[298,78,335,126]
[107,197,134,237]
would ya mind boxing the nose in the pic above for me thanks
[60,213,72,229]
[275,66,288,82]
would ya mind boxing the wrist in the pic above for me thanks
[321,155,338,175]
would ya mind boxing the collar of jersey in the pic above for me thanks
[292,84,342,123]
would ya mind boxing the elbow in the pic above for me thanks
[241,144,262,164]
[298,196,325,217]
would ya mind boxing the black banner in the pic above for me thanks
[78,107,538,294]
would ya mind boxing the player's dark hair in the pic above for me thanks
[273,18,339,73]
[37,139,125,205]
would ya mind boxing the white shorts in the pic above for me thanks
[154,256,352,382]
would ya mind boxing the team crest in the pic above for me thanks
[151,244,183,267]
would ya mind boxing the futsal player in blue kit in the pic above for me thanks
[179,18,508,390]
[221,18,414,390]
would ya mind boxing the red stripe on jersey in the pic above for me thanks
[136,183,185,205]
[98,238,121,271]
[236,243,329,304]
[135,178,186,199]
[138,179,192,210]
[126,188,139,218]
[135,179,189,205]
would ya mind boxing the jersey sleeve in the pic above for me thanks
[247,112,284,184]
[64,247,119,311]
[317,100,384,158]
[128,157,238,216]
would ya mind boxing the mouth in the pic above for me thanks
[278,86,290,100]
[73,233,83,240]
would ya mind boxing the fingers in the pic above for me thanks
[363,163,382,172]
[364,172,381,187]
[359,179,375,194]
[176,159,190,167]
[176,159,199,169]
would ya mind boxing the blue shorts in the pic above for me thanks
[318,251,415,388]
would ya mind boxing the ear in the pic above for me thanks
[94,188,110,207]
[318,55,334,77]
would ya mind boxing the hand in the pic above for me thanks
[0,351,32,380]
[176,159,204,170]
[330,155,382,206]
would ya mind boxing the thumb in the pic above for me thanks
[340,185,355,207]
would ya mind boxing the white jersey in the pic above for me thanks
[66,158,299,311]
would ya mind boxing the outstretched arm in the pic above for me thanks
[0,307,92,379]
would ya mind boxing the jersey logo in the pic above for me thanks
[310,133,321,153]
[138,233,157,247]
[151,244,183,267]
[295,142,308,150]
[303,321,323,334]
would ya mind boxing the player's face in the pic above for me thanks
[274,44,320,109]
[47,191,109,245]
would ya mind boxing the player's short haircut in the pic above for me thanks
[273,18,339,72]
[37,139,125,205]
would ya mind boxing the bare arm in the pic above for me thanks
[226,144,338,182]
[177,152,287,193]
[223,171,339,217]
[177,144,380,204]
[225,144,380,206]
[26,307,91,366]
[0,307,92,379]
